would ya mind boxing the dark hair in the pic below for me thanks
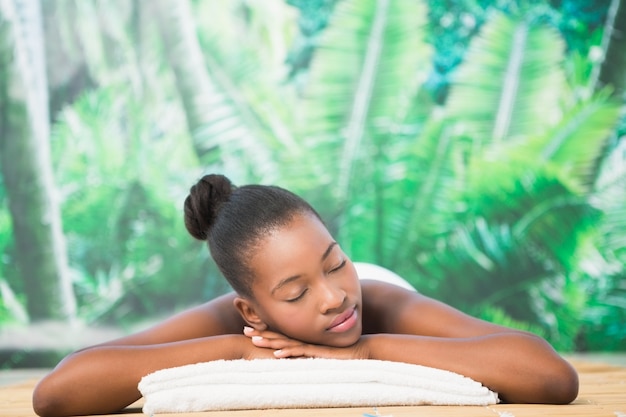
[183,174,321,298]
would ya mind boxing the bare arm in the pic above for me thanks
[250,281,578,405]
[360,281,578,404]
[32,292,252,417]
[362,332,577,404]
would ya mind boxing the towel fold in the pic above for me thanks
[138,358,499,414]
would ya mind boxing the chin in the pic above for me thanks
[333,336,361,348]
[324,326,363,347]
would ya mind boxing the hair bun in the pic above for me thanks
[184,174,234,240]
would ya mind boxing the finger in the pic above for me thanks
[244,328,304,348]
[273,345,328,359]
[257,330,294,341]
[251,336,303,350]
[273,348,306,359]
[243,327,291,341]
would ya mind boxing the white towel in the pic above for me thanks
[354,262,417,292]
[138,358,499,414]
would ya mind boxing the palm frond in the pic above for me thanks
[477,305,547,337]
[591,0,626,97]
[580,135,626,349]
[464,161,601,271]
[593,137,626,259]
[446,12,565,148]
[297,0,432,204]
[390,118,463,263]
[153,0,285,184]
[526,88,621,191]
[338,116,463,272]
[416,162,600,345]
[416,215,551,308]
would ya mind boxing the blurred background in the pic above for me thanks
[0,0,625,369]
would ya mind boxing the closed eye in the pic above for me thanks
[330,259,346,273]
[286,289,307,302]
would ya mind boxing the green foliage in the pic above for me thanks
[290,5,624,351]
[287,0,433,226]
[445,10,569,148]
[477,305,547,337]
[48,85,227,323]
[285,0,341,84]
[0,194,28,324]
[581,271,626,351]
[425,0,610,103]
[580,135,626,351]
[416,162,599,349]
[189,0,300,184]
[0,0,624,353]
[0,277,29,324]
[556,0,612,53]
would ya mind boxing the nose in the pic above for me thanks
[318,278,346,314]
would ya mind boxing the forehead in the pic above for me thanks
[248,214,334,285]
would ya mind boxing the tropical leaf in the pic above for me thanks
[338,115,464,277]
[591,0,626,97]
[477,305,547,338]
[465,161,600,271]
[295,0,432,205]
[153,0,291,184]
[446,12,565,148]
[522,88,622,191]
[579,133,626,350]
[526,273,588,351]
[415,161,600,346]
[416,216,551,306]
[581,265,626,351]
[593,136,626,259]
[389,118,463,264]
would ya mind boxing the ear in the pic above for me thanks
[233,297,268,331]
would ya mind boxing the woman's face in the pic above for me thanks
[245,213,362,347]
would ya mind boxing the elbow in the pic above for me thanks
[32,377,62,417]
[502,334,580,404]
[32,370,78,417]
[540,358,579,405]
[501,358,579,405]
[552,361,579,404]
[526,334,579,404]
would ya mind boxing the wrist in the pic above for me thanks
[202,334,250,360]
[229,334,254,359]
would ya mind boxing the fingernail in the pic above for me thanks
[273,350,283,357]
[252,336,263,342]
[243,326,253,333]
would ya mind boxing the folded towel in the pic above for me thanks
[138,358,499,414]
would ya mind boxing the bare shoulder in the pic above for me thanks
[98,292,245,346]
[361,280,512,338]
[361,280,425,334]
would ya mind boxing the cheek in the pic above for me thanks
[345,270,362,300]
[268,304,320,340]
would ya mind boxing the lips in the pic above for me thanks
[327,306,357,332]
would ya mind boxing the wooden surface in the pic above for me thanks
[1,359,625,417]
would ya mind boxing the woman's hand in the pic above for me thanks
[243,326,370,360]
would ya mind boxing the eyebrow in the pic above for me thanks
[271,241,338,295]
[321,241,338,261]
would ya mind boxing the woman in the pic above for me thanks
[32,174,578,417]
